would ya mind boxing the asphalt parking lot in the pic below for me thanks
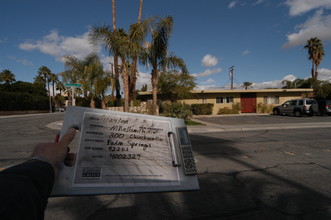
[194,113,331,125]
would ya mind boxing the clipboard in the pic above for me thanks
[51,106,199,196]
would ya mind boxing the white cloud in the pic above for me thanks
[318,68,331,81]
[192,68,222,77]
[251,75,297,89]
[285,0,331,16]
[201,54,218,67]
[228,1,237,9]
[242,50,250,55]
[136,71,152,90]
[8,56,33,66]
[254,0,264,5]
[201,79,216,84]
[19,30,99,61]
[283,9,331,48]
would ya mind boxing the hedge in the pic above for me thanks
[191,103,214,115]
[0,91,49,111]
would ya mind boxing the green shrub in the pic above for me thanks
[218,103,241,115]
[0,91,48,111]
[191,103,214,115]
[161,102,192,121]
[75,97,91,107]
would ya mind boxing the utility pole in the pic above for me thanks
[229,66,234,90]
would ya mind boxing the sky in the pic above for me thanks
[1,0,331,90]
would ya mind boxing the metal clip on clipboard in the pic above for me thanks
[168,131,180,167]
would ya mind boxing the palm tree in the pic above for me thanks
[304,37,325,80]
[242,81,252,90]
[141,16,188,115]
[62,53,106,108]
[90,18,151,112]
[129,0,144,104]
[0,69,16,84]
[56,81,65,95]
[37,66,52,112]
[112,0,121,104]
[49,73,59,96]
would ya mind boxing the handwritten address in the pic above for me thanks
[73,112,179,186]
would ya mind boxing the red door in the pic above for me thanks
[241,93,256,113]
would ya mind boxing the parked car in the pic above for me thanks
[273,98,318,117]
[316,100,331,115]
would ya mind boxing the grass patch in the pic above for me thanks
[185,120,205,125]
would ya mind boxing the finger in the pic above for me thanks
[58,128,76,146]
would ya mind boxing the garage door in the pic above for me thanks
[241,93,256,113]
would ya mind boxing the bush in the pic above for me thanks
[257,103,274,113]
[0,91,49,111]
[191,103,214,115]
[75,97,91,107]
[161,102,192,121]
[218,103,241,115]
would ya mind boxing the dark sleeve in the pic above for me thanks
[0,159,55,220]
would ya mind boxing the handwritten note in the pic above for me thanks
[73,112,180,186]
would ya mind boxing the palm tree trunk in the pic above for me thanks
[47,81,52,113]
[112,0,121,105]
[151,69,159,115]
[129,59,138,105]
[138,0,143,23]
[121,61,129,112]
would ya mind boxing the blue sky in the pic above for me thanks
[1,0,331,90]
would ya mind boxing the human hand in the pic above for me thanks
[32,128,76,176]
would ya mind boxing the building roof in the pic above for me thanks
[138,88,313,96]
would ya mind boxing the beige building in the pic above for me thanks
[138,88,314,115]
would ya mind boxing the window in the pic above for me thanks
[216,96,233,104]
[216,97,223,103]
[290,100,297,105]
[263,96,279,104]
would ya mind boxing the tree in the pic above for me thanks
[56,81,65,95]
[141,16,188,115]
[112,0,121,104]
[140,84,148,92]
[90,18,152,112]
[129,0,144,105]
[49,73,59,96]
[0,69,16,84]
[62,54,108,108]
[158,70,196,102]
[242,81,252,90]
[304,37,325,80]
[37,66,52,112]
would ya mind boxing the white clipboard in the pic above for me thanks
[51,106,199,196]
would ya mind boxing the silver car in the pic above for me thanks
[273,98,318,117]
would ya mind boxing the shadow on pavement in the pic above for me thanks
[45,134,331,220]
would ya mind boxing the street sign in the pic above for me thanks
[65,83,81,88]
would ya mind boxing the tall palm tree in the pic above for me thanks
[129,0,144,104]
[112,0,121,104]
[0,69,16,84]
[141,16,188,115]
[37,66,52,112]
[49,73,59,96]
[304,37,325,80]
[90,18,151,112]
